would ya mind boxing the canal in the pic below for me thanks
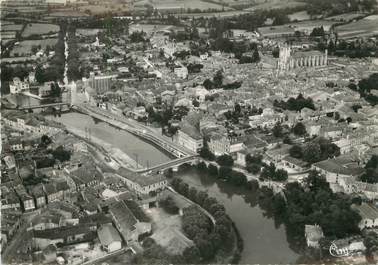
[48,112,172,167]
[176,168,300,264]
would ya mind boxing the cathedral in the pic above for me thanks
[277,45,328,71]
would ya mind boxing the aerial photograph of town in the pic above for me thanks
[0,0,378,264]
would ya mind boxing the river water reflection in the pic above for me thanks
[177,168,300,264]
[48,112,172,167]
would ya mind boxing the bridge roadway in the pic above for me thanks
[73,104,196,158]
[135,155,199,173]
[16,102,71,110]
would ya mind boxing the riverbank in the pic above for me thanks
[170,175,244,264]
[63,124,144,170]
[45,111,173,169]
[175,166,300,264]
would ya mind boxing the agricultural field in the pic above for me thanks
[76,28,104,37]
[176,10,251,18]
[0,20,15,27]
[335,15,378,39]
[287,19,337,31]
[10,38,58,57]
[135,0,233,11]
[325,12,367,22]
[129,24,174,34]
[244,0,306,11]
[77,4,131,15]
[1,24,23,32]
[21,23,59,38]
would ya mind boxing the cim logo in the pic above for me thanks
[329,242,350,257]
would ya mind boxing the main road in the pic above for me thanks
[73,103,196,159]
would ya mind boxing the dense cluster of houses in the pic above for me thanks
[1,110,171,263]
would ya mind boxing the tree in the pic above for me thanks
[35,65,44,84]
[251,48,260,63]
[246,154,263,165]
[196,161,207,172]
[194,236,215,260]
[51,146,71,162]
[218,166,232,180]
[303,143,321,163]
[164,168,173,179]
[203,79,214,90]
[293,122,306,136]
[178,182,189,197]
[359,155,378,183]
[159,196,179,214]
[213,70,223,88]
[289,145,303,159]
[216,154,234,167]
[208,164,218,176]
[199,139,215,160]
[272,122,283,138]
[274,169,288,181]
[196,190,208,206]
[40,135,52,146]
[364,231,378,259]
[183,246,201,263]
[50,82,61,97]
[247,163,261,174]
[230,171,247,186]
[272,47,280,58]
[188,187,198,202]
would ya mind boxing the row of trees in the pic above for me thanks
[206,7,303,36]
[273,94,316,111]
[171,177,237,261]
[67,27,83,81]
[196,161,248,187]
[289,137,340,164]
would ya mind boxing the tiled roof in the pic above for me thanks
[33,225,93,240]
[97,224,122,246]
[117,168,167,187]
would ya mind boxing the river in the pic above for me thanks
[177,168,300,264]
[48,112,172,167]
[49,111,299,263]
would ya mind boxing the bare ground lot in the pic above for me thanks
[245,0,306,11]
[21,23,59,38]
[136,0,233,11]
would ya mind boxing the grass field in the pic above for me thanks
[21,23,59,38]
[136,0,233,11]
[245,0,306,11]
[10,38,58,57]
[335,15,378,38]
[1,24,23,32]
[78,4,131,15]
[325,12,367,22]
